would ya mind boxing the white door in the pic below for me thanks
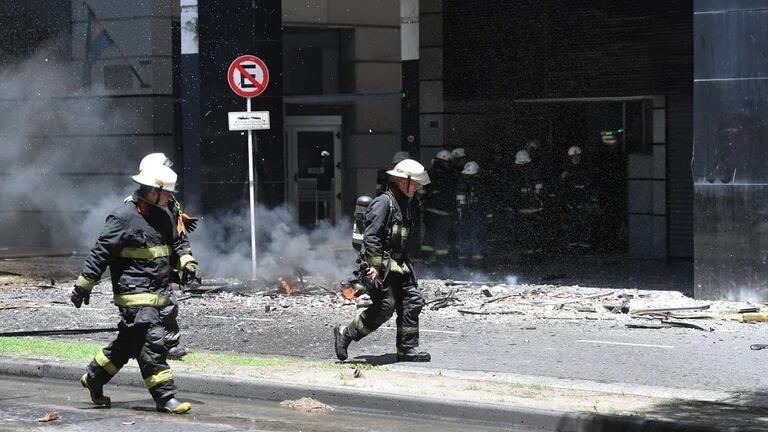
[285,116,342,228]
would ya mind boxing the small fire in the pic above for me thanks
[277,277,294,295]
[341,286,357,300]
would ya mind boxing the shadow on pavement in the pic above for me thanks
[351,353,398,366]
[555,390,768,431]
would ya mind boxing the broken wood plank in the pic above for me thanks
[627,319,712,331]
[632,312,714,319]
[0,303,44,310]
[631,304,711,315]
[665,320,713,331]
[457,309,524,315]
[626,323,666,329]
[742,312,768,322]
[519,291,616,306]
[483,294,519,304]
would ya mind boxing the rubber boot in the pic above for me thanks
[397,348,431,362]
[167,346,188,360]
[80,373,111,406]
[333,325,351,361]
[157,397,192,414]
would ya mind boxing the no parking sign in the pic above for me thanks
[226,55,270,281]
[227,55,270,98]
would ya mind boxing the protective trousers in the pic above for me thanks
[457,210,485,260]
[161,294,181,350]
[566,206,592,248]
[517,209,543,256]
[425,211,454,259]
[344,271,425,351]
[85,306,176,404]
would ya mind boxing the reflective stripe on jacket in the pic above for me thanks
[78,200,194,302]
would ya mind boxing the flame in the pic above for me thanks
[277,277,294,295]
[341,286,357,300]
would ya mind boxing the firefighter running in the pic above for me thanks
[334,159,432,362]
[71,158,200,414]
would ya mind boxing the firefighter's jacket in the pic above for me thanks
[75,199,195,308]
[424,164,456,215]
[361,189,414,275]
[560,162,594,209]
[456,174,490,220]
[512,164,545,214]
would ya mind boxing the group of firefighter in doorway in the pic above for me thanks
[70,131,624,412]
[372,131,627,266]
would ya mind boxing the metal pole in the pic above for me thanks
[247,97,257,280]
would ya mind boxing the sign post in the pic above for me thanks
[227,55,270,280]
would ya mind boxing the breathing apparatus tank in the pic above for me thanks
[352,195,372,251]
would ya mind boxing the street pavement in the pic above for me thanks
[0,375,527,432]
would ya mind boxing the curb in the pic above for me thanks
[0,357,721,432]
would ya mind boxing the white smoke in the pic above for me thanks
[192,204,356,281]
[0,43,138,250]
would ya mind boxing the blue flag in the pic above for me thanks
[81,3,115,88]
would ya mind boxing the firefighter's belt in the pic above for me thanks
[119,245,171,260]
[114,293,171,307]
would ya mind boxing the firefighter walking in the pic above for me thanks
[71,158,200,414]
[128,153,199,360]
[334,159,432,362]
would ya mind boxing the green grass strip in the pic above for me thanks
[0,337,102,361]
[0,337,374,370]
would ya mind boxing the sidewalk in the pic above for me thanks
[0,354,762,431]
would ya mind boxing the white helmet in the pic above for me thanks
[515,150,531,165]
[386,159,431,186]
[392,151,410,164]
[461,161,479,175]
[451,148,466,159]
[138,152,173,171]
[132,164,178,193]
[568,146,582,156]
[434,150,452,161]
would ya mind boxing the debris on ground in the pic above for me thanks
[279,397,334,413]
[37,412,60,422]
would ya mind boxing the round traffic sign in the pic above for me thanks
[227,55,270,98]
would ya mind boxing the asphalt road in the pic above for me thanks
[0,375,532,432]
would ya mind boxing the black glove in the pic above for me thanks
[70,286,90,308]
[180,262,201,285]
[182,214,199,233]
